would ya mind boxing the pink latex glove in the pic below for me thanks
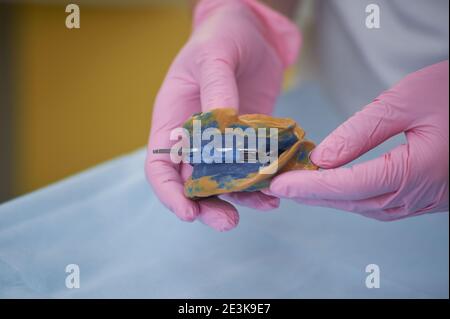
[269,61,449,221]
[145,0,301,231]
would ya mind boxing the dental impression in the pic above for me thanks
[166,108,318,198]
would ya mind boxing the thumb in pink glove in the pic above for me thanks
[145,0,301,231]
[269,61,449,220]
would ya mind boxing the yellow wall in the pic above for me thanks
[13,4,191,195]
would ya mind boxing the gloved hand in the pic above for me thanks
[145,0,301,231]
[269,61,449,220]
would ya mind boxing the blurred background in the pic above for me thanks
[0,0,192,202]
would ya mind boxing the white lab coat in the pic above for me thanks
[309,0,449,116]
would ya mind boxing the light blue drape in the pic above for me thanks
[0,84,448,298]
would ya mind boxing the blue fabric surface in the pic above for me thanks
[0,84,448,298]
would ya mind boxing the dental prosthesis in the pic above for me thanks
[182,108,317,198]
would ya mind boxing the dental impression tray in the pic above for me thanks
[182,108,317,198]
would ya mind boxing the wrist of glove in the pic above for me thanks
[193,0,301,69]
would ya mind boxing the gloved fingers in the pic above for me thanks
[146,159,239,231]
[197,56,239,112]
[291,196,408,221]
[145,74,203,222]
[220,191,280,211]
[146,157,240,231]
[311,99,407,169]
[150,74,201,132]
[270,144,408,201]
[237,52,283,115]
[179,162,193,182]
[145,159,200,222]
[197,197,240,232]
[145,65,208,217]
[260,187,275,197]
